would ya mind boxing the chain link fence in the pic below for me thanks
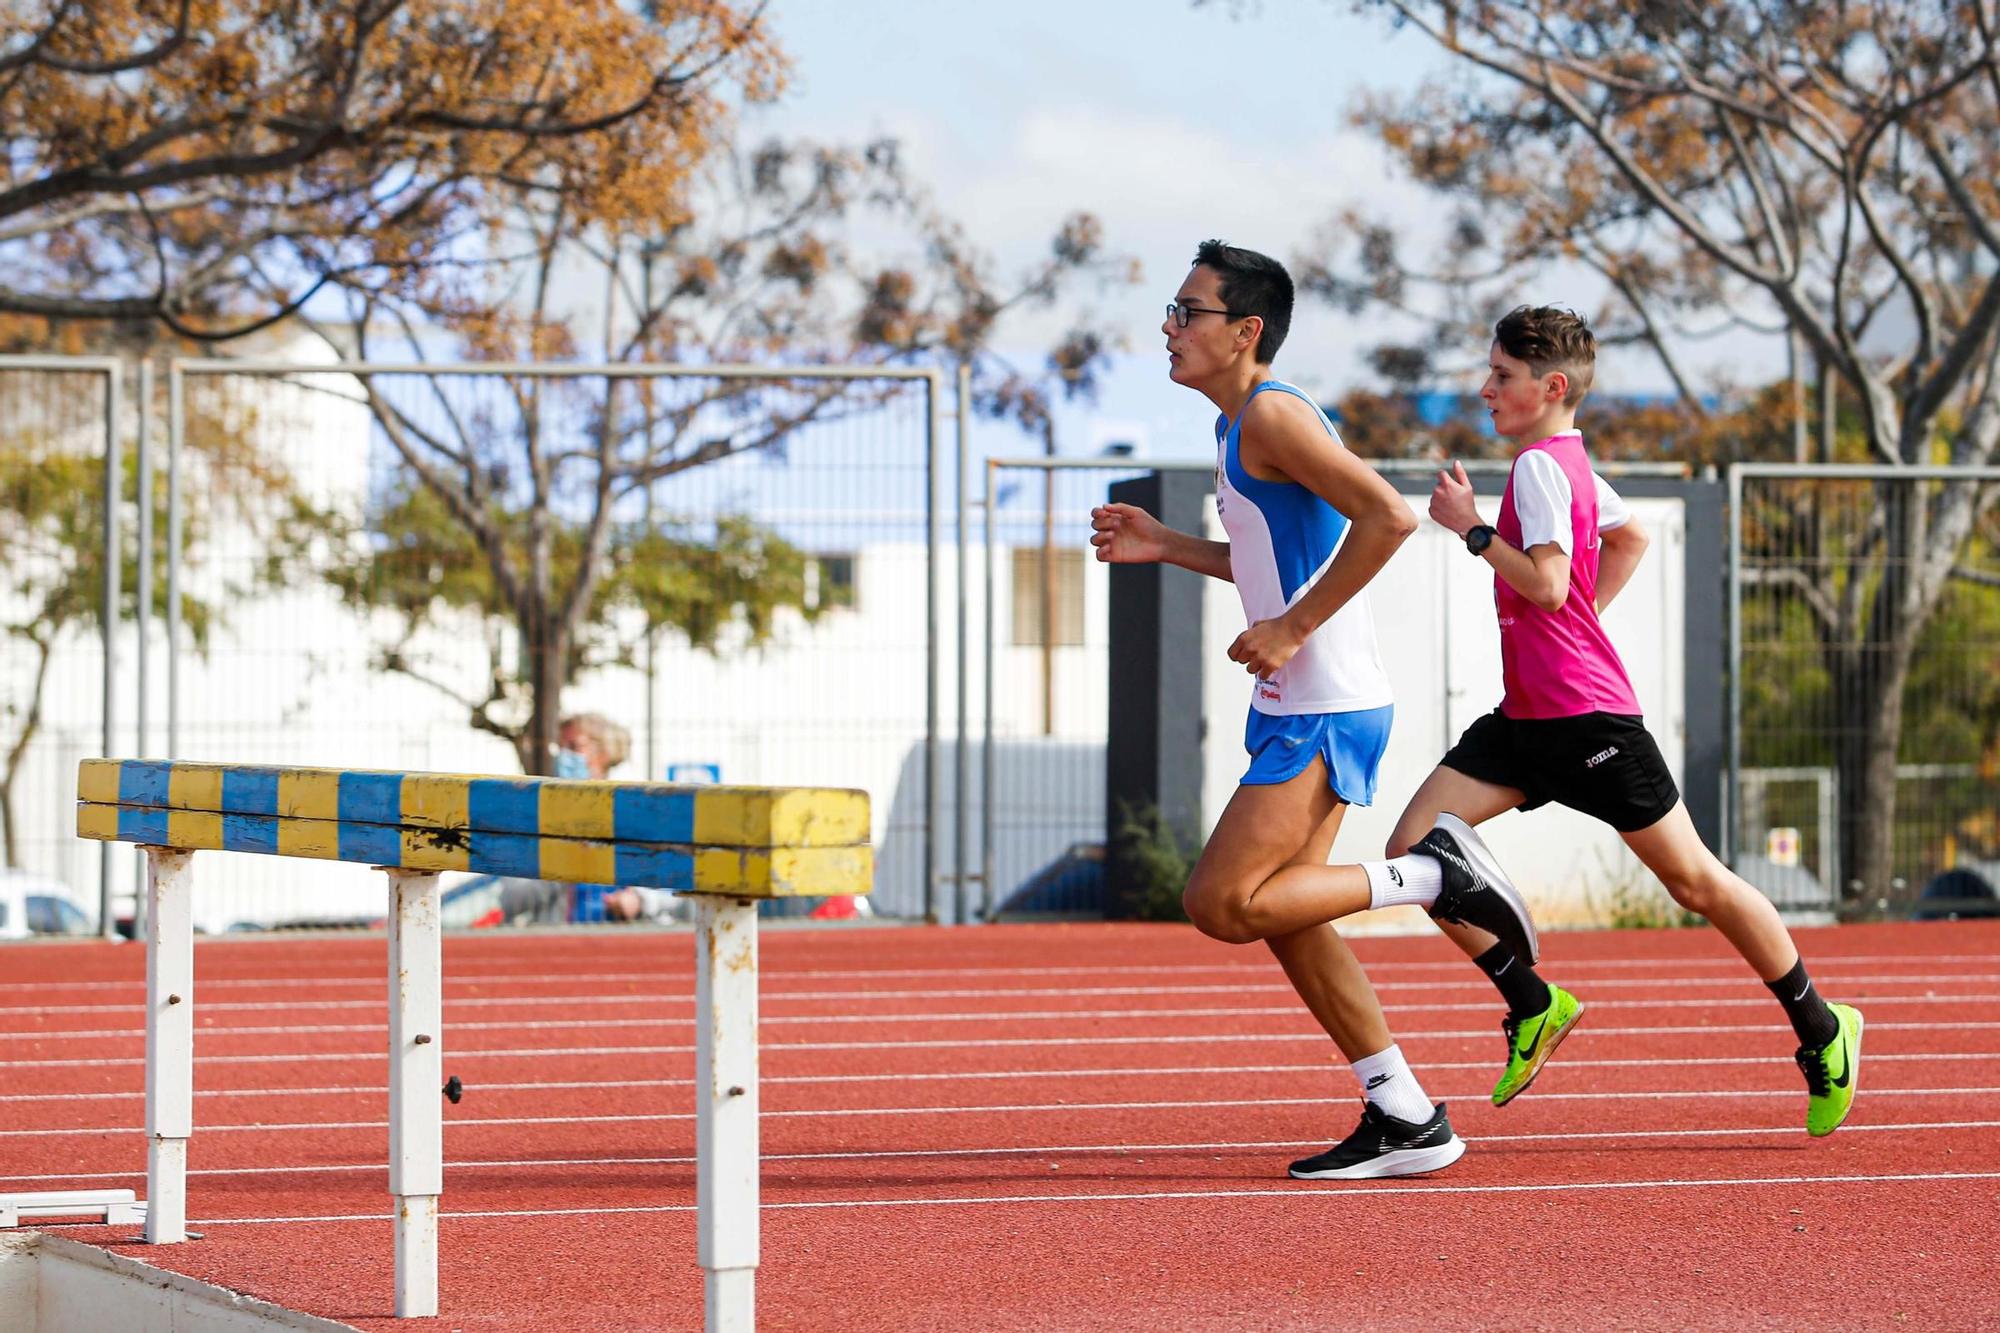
[971,457,1206,920]
[1730,464,2000,919]
[164,360,949,931]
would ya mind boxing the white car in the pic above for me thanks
[0,870,96,940]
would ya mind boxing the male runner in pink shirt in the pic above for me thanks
[1405,304,1862,1136]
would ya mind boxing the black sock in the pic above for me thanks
[1766,958,1840,1049]
[1473,943,1552,1020]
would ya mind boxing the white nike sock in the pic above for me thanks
[1350,1044,1434,1125]
[1361,854,1443,910]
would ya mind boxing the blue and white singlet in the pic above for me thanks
[1214,380,1395,717]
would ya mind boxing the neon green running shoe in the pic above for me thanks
[1492,985,1586,1107]
[1796,1002,1863,1136]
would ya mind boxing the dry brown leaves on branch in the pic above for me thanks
[1,0,782,336]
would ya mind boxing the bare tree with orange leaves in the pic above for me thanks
[293,121,1136,774]
[1251,0,2000,904]
[7,1,1141,778]
[0,0,783,337]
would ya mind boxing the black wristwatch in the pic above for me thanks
[1464,524,1495,557]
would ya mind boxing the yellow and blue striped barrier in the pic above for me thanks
[75,759,872,897]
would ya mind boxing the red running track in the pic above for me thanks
[3,920,1998,1330]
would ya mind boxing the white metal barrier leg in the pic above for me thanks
[143,847,194,1244]
[385,869,442,1319]
[695,896,759,1333]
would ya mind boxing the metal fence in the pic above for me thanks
[0,355,122,936]
[972,457,1214,921]
[969,455,1696,924]
[1729,464,2000,918]
[9,349,1998,933]
[169,359,952,931]
[4,355,956,932]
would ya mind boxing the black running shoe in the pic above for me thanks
[1416,811,1540,965]
[1287,1102,1466,1180]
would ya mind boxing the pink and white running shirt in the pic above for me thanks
[1493,431,1642,719]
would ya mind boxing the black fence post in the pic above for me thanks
[1104,470,1210,919]
[1681,478,1726,850]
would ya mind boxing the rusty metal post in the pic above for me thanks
[695,895,758,1331]
[142,846,194,1243]
[386,868,442,1318]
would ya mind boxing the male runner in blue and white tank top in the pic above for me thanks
[1089,240,1538,1179]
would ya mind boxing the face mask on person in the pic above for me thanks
[554,748,591,780]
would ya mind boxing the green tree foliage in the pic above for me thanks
[0,406,329,864]
[321,479,833,763]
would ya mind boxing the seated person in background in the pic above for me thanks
[556,711,632,781]
[499,711,639,924]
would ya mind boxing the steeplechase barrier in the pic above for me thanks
[61,758,873,1328]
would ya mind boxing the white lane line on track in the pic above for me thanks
[11,971,2000,1017]
[3,1050,1992,1104]
[8,1087,2000,1137]
[30,1170,2000,1228]
[7,1119,1998,1187]
[6,1019,2000,1069]
[9,993,1999,1042]
[3,951,1994,994]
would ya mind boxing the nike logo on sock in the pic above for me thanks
[1793,981,1811,1001]
[1493,958,1514,977]
[1365,1072,1394,1089]
[1387,866,1404,887]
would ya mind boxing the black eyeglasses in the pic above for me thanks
[1166,301,1250,329]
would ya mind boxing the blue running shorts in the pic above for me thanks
[1241,704,1394,805]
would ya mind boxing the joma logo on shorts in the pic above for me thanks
[1584,746,1620,768]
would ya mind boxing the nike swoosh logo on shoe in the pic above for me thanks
[1829,1032,1852,1089]
[1515,1015,1547,1057]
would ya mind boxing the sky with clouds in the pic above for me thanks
[745,1,1787,462]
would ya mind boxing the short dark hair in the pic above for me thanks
[1494,305,1596,405]
[1194,239,1293,364]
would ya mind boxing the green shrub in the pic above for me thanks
[1109,802,1201,922]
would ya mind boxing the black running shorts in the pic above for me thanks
[1440,709,1680,833]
